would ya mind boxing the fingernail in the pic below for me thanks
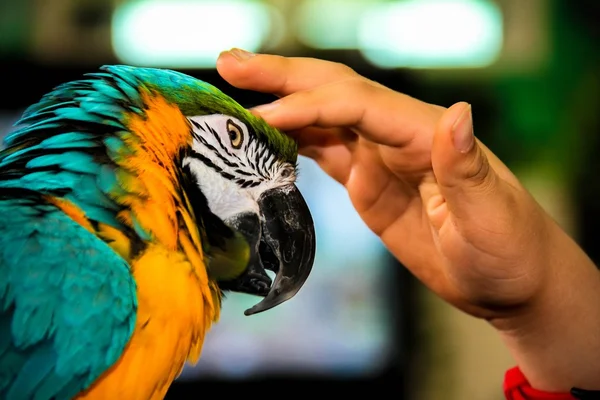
[452,104,474,153]
[251,101,280,114]
[229,48,255,62]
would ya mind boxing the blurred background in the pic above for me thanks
[0,0,599,398]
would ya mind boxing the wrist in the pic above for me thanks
[486,210,561,333]
[491,218,600,391]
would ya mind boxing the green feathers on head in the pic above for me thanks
[104,65,298,164]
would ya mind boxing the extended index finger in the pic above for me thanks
[216,48,357,97]
[253,78,445,150]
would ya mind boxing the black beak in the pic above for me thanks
[219,184,316,316]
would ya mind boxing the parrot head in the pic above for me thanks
[170,81,317,316]
[1,65,316,316]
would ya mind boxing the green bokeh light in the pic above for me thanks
[112,0,271,68]
[358,0,503,69]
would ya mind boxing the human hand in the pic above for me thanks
[217,49,600,390]
[217,49,552,321]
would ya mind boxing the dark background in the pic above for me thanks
[1,1,599,398]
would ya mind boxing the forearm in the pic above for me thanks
[492,217,600,391]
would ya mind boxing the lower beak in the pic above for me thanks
[219,184,316,316]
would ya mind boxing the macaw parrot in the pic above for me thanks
[0,65,316,400]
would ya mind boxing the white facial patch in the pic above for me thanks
[182,156,258,221]
[183,114,296,220]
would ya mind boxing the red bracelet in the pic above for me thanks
[504,367,576,400]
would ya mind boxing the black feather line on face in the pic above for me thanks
[193,135,239,169]
[186,149,263,188]
[204,122,237,159]
[234,169,254,177]
[186,117,292,188]
[189,117,246,162]
[175,149,238,252]
[208,123,229,157]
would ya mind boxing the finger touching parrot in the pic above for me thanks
[0,65,316,400]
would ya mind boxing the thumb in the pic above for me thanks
[430,102,502,226]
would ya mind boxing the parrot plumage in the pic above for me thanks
[0,65,316,400]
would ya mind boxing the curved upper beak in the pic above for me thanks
[219,184,316,316]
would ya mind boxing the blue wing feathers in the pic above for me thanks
[0,134,99,168]
[25,152,97,173]
[6,344,55,399]
[0,197,137,400]
[19,101,77,123]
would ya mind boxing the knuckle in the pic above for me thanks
[345,77,378,95]
[331,62,357,77]
[464,148,494,190]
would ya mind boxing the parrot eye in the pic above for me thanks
[227,119,243,149]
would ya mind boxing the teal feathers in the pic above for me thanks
[0,194,137,400]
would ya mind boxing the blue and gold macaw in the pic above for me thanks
[0,65,316,400]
